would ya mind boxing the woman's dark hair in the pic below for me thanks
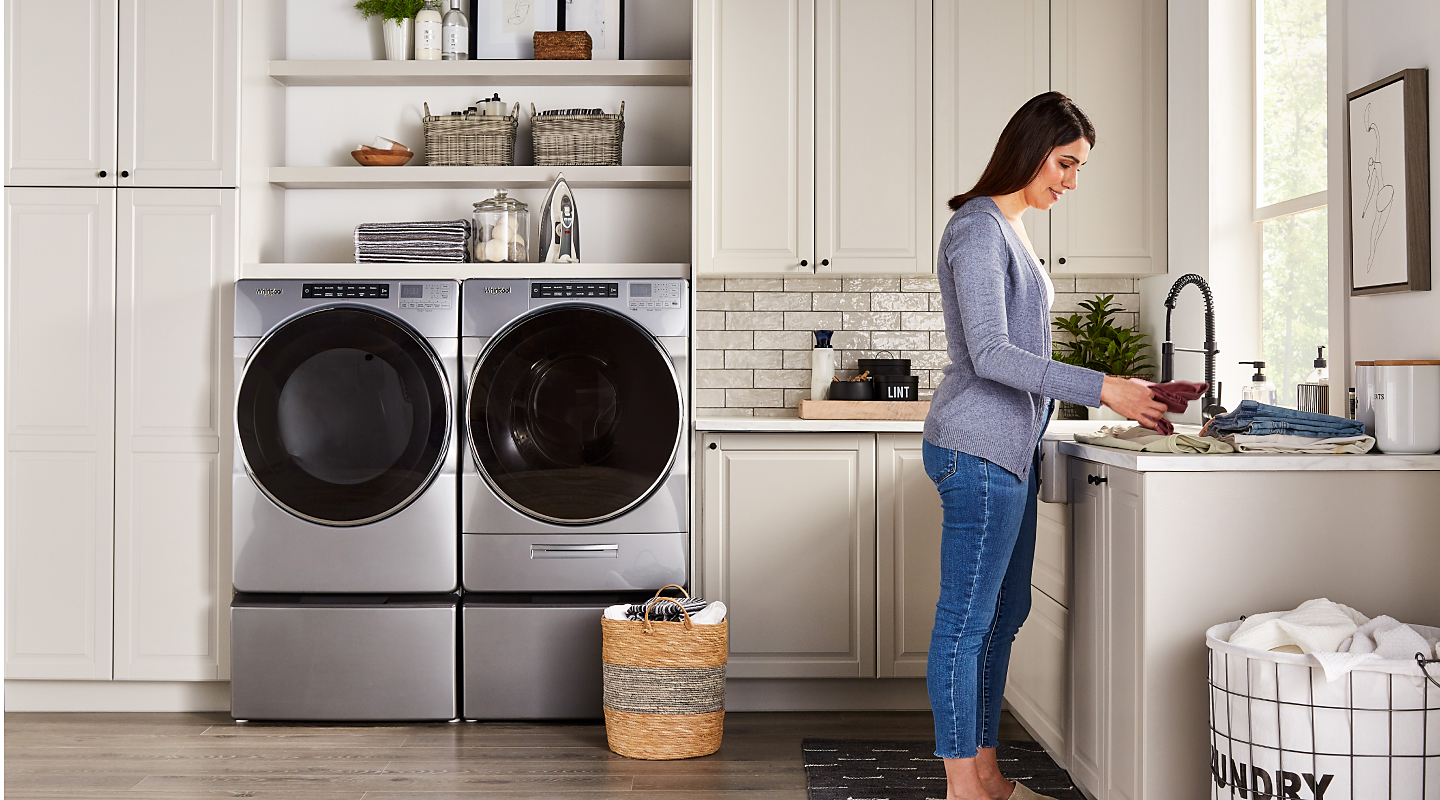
[948,91,1096,211]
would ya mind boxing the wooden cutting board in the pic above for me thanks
[798,400,931,421]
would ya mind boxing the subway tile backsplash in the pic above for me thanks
[694,275,1140,417]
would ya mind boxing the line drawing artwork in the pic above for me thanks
[1359,102,1396,273]
[504,1,533,30]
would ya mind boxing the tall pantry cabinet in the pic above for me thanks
[4,0,238,681]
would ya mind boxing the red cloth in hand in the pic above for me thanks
[1144,380,1208,435]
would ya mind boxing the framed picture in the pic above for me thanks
[562,0,624,60]
[1346,68,1431,295]
[470,0,561,59]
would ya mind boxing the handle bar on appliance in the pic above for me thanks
[530,543,620,559]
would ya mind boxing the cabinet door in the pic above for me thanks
[118,0,238,187]
[813,0,931,273]
[1049,0,1167,275]
[695,0,815,274]
[1066,459,1104,795]
[4,188,117,679]
[113,189,234,680]
[1105,467,1144,800]
[5,0,118,186]
[933,0,1050,266]
[1006,585,1069,761]
[701,433,876,677]
[876,434,941,677]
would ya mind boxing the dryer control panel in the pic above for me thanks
[627,281,682,311]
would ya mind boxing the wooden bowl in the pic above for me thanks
[351,149,414,166]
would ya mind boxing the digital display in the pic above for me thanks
[303,283,389,299]
[631,283,652,298]
[400,284,424,299]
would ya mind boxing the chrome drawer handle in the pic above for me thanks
[530,544,620,559]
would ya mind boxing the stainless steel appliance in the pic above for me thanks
[460,278,689,719]
[230,279,461,721]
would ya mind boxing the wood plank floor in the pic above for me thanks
[5,709,1032,800]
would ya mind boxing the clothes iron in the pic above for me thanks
[539,173,579,263]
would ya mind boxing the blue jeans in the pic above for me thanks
[923,441,1038,759]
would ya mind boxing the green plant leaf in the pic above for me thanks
[356,0,427,21]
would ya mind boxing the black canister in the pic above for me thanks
[858,357,911,378]
[873,374,920,401]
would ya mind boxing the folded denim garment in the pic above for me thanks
[1205,400,1364,438]
[1219,433,1376,454]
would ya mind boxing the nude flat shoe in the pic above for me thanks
[1007,780,1059,800]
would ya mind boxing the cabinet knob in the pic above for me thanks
[98,170,107,178]
[1039,258,1046,266]
[120,170,130,178]
[1058,257,1067,265]
[1087,474,1107,485]
[820,259,830,267]
[708,442,718,450]
[799,259,809,268]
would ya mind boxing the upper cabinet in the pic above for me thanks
[6,0,238,188]
[933,0,1167,277]
[695,0,933,275]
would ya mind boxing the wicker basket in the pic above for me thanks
[422,103,518,166]
[534,30,592,60]
[601,585,727,760]
[531,102,625,166]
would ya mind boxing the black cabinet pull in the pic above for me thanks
[98,170,107,178]
[120,170,130,178]
[708,442,718,450]
[800,259,809,267]
[820,259,830,267]
[1087,474,1107,485]
[1058,257,1067,265]
[1039,258,1045,265]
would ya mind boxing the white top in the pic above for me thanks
[1039,263,1055,309]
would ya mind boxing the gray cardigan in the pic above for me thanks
[923,197,1104,480]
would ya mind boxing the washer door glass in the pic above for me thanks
[237,307,451,526]
[469,306,682,524]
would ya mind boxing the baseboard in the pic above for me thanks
[723,678,930,712]
[5,680,232,712]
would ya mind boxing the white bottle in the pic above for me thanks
[810,331,836,402]
[415,3,443,61]
[442,0,469,60]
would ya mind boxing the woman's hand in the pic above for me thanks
[1099,376,1168,429]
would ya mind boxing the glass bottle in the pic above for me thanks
[472,189,529,263]
[442,0,469,60]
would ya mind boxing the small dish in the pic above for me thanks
[351,148,415,167]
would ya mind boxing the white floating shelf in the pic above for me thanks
[243,263,691,281]
[269,59,692,87]
[268,165,691,189]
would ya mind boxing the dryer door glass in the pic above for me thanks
[469,306,682,524]
[237,307,451,526]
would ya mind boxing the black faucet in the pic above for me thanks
[1160,274,1227,421]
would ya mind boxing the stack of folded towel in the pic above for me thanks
[354,220,470,263]
[604,597,728,625]
[1202,400,1374,453]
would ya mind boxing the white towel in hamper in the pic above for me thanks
[1227,598,1369,654]
[1310,615,1440,681]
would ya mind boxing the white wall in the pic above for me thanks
[1335,0,1440,372]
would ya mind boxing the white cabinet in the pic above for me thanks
[1066,458,1143,800]
[6,0,237,188]
[4,187,233,682]
[933,0,1166,276]
[113,189,234,680]
[1006,586,1069,756]
[876,433,940,678]
[700,432,876,677]
[695,0,932,275]
[4,188,117,679]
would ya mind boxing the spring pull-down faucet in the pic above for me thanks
[1160,274,1227,421]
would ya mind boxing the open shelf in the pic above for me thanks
[268,165,691,189]
[243,263,691,280]
[269,59,692,87]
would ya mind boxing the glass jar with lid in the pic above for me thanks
[472,189,528,263]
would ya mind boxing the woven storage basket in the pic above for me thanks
[530,102,625,166]
[534,30,592,60]
[602,585,727,760]
[422,103,518,166]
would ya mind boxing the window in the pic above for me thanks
[1256,0,1327,406]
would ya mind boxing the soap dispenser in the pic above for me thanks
[1238,361,1278,406]
[1296,346,1329,414]
[810,331,835,401]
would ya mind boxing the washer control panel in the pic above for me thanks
[397,282,455,312]
[628,281,683,310]
[532,282,619,299]
[303,283,389,299]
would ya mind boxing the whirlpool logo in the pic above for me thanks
[484,287,511,295]
[255,288,282,296]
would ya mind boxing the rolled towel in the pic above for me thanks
[624,596,708,622]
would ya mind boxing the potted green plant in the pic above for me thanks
[355,0,428,60]
[1052,294,1154,420]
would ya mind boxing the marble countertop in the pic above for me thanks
[692,417,1117,436]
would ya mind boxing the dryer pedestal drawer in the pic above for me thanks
[230,595,457,721]
[462,532,687,592]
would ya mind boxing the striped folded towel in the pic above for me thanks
[354,219,470,263]
[624,596,709,622]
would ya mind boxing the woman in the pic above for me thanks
[923,92,1166,800]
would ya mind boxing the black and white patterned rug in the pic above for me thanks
[802,738,1083,800]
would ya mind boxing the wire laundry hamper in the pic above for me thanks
[1207,620,1440,800]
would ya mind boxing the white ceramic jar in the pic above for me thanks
[1353,361,1376,435]
[1372,360,1440,454]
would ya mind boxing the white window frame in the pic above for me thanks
[1253,0,1328,223]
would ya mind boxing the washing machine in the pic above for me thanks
[460,277,688,719]
[230,278,460,721]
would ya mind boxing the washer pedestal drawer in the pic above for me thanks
[462,532,687,593]
[230,595,457,721]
